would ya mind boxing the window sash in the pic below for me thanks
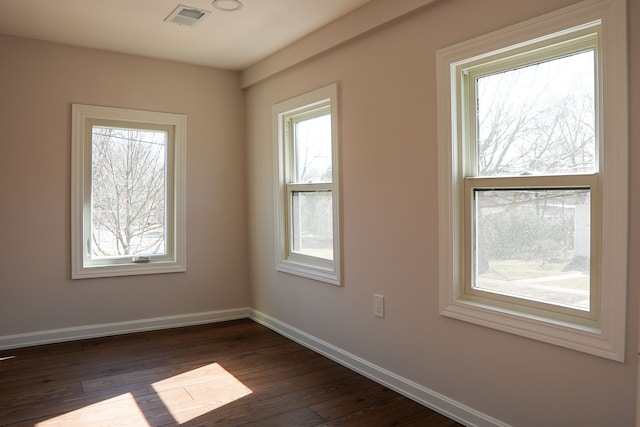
[286,183,333,264]
[285,104,332,185]
[463,174,599,321]
[462,32,599,179]
[84,119,177,267]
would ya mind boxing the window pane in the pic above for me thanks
[476,50,595,176]
[294,114,332,183]
[291,190,333,260]
[474,189,590,311]
[91,126,167,258]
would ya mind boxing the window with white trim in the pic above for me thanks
[273,84,341,285]
[436,0,627,360]
[72,104,187,279]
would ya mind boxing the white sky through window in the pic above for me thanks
[476,50,596,176]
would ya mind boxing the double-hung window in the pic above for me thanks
[72,104,187,279]
[466,35,599,317]
[273,84,341,285]
[436,0,627,360]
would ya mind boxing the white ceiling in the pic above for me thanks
[0,0,374,70]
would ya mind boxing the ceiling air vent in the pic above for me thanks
[165,5,211,27]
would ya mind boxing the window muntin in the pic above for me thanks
[72,104,186,279]
[273,84,341,285]
[436,0,628,361]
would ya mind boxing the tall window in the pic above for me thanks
[466,36,598,318]
[72,105,187,279]
[273,84,341,285]
[436,0,627,361]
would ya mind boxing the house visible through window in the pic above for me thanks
[72,105,187,279]
[273,84,341,285]
[436,0,628,361]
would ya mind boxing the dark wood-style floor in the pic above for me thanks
[0,319,463,426]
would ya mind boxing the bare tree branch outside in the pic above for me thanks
[472,50,595,311]
[476,50,595,176]
[91,126,167,258]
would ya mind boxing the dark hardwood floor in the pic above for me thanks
[0,319,463,426]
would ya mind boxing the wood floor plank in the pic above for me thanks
[0,319,463,427]
[317,395,445,426]
[0,356,169,397]
[309,383,398,419]
[1,339,163,382]
[394,409,464,427]
[0,381,84,417]
[178,375,376,426]
[81,360,229,394]
[248,364,357,400]
[162,335,308,371]
[242,407,326,427]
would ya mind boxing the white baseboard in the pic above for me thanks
[0,307,250,351]
[249,309,509,427]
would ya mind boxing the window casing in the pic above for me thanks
[72,104,187,279]
[273,84,341,285]
[436,0,627,361]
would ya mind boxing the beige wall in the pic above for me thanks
[245,0,639,426]
[0,35,249,335]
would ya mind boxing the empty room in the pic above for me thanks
[1,0,638,425]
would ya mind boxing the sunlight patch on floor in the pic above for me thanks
[152,362,253,424]
[37,362,253,425]
[37,393,149,426]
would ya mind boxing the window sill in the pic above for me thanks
[277,259,341,286]
[71,261,186,279]
[440,294,622,361]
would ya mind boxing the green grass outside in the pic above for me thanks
[480,259,589,290]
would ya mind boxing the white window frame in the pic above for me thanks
[436,0,627,361]
[273,83,341,285]
[71,104,187,279]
